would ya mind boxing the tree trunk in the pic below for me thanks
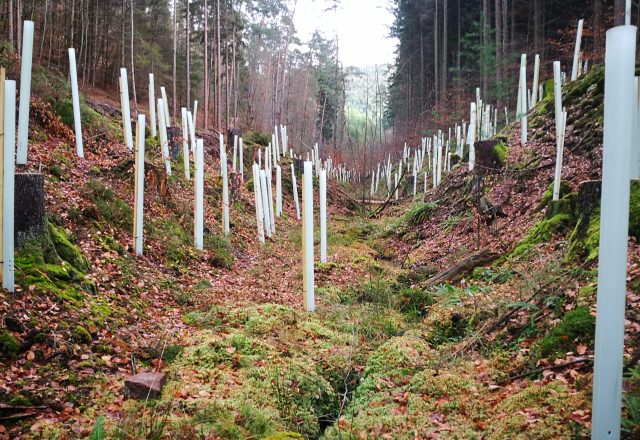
[442,0,448,101]
[8,0,14,48]
[482,0,490,100]
[495,0,502,104]
[216,0,221,128]
[593,0,604,60]
[172,0,177,119]
[614,0,626,25]
[434,0,439,106]
[130,0,137,112]
[204,0,209,130]
[533,0,543,54]
[186,0,191,110]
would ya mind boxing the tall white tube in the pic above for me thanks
[120,68,133,150]
[253,164,265,244]
[292,163,301,220]
[302,161,315,312]
[149,74,157,137]
[531,54,540,108]
[266,166,276,232]
[232,135,238,172]
[319,168,327,263]
[468,103,476,171]
[157,98,171,175]
[552,61,565,201]
[3,80,16,292]
[194,139,204,250]
[571,20,584,81]
[276,165,282,217]
[259,170,273,237]
[221,136,230,237]
[193,100,198,131]
[160,87,171,126]
[134,114,145,255]
[16,21,34,165]
[520,64,528,145]
[592,24,637,440]
[181,108,191,180]
[68,49,83,158]
[239,137,244,180]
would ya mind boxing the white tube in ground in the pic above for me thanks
[253,164,265,244]
[292,163,301,220]
[68,48,83,158]
[134,114,145,255]
[149,74,157,137]
[320,168,327,263]
[16,21,34,165]
[194,139,204,250]
[591,24,637,440]
[120,68,133,150]
[302,161,315,312]
[3,80,16,292]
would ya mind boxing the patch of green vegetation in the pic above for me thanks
[623,364,640,437]
[244,131,271,146]
[566,209,601,263]
[511,213,574,257]
[536,307,595,359]
[149,217,193,266]
[397,287,433,320]
[493,142,509,166]
[8,395,32,406]
[72,325,93,344]
[472,266,515,284]
[405,202,437,226]
[262,433,304,440]
[82,179,133,230]
[630,181,640,239]
[182,306,226,328]
[0,331,19,359]
[48,222,90,272]
[204,234,234,269]
[537,181,572,212]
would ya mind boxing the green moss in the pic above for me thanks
[566,209,601,262]
[262,433,304,440]
[537,180,572,212]
[82,179,133,230]
[537,307,595,358]
[8,395,32,406]
[0,331,19,359]
[48,222,89,272]
[511,213,573,257]
[244,131,271,147]
[630,181,640,239]
[397,287,433,320]
[205,234,234,269]
[72,325,93,344]
[493,143,509,166]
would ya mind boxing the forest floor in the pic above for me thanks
[1,65,640,439]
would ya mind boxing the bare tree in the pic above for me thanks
[204,0,209,130]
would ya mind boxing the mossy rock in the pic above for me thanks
[72,325,93,344]
[493,143,509,167]
[511,213,575,257]
[0,331,19,359]
[536,307,595,359]
[536,180,572,212]
[48,222,89,272]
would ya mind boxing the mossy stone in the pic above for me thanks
[0,331,19,359]
[48,222,89,272]
[262,433,304,440]
[72,325,93,344]
[537,307,595,358]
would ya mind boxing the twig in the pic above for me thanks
[497,357,592,385]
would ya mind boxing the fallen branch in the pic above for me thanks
[497,357,593,385]
[422,249,498,286]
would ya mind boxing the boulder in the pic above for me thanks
[124,372,166,400]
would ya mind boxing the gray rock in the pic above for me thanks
[124,372,166,399]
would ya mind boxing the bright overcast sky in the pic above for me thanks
[293,0,398,67]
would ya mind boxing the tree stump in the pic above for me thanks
[167,127,181,160]
[15,173,46,247]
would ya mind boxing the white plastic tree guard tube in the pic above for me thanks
[259,170,273,237]
[239,137,244,180]
[134,114,145,255]
[520,63,528,145]
[291,163,301,220]
[553,61,565,201]
[252,164,265,244]
[592,24,637,440]
[157,98,172,175]
[181,108,191,180]
[232,135,238,172]
[119,68,134,150]
[160,87,171,126]
[571,20,584,81]
[531,54,540,108]
[187,111,196,160]
[221,136,230,237]
[194,139,205,251]
[266,165,276,232]
[302,161,315,312]
[276,165,282,217]
[319,168,327,263]
[16,21,34,165]
[68,49,84,158]
[193,100,198,131]
[149,74,157,137]
[3,80,16,292]
[468,103,476,171]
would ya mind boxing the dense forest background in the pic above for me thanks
[0,0,632,167]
